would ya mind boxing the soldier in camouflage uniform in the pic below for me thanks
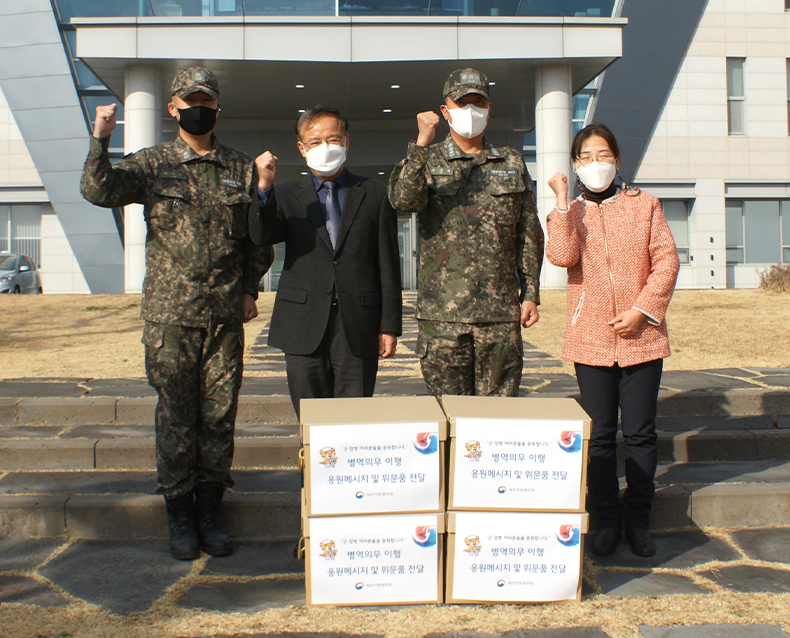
[81,67,274,560]
[389,68,544,397]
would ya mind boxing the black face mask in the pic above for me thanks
[176,105,218,136]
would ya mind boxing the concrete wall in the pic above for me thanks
[635,0,790,289]
[0,89,41,186]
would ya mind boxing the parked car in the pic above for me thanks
[0,253,43,294]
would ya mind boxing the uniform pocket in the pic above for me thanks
[223,190,252,239]
[151,177,190,230]
[141,322,165,348]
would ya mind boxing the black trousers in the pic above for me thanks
[575,359,663,530]
[284,303,378,419]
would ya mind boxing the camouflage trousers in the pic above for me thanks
[416,320,523,397]
[143,320,244,499]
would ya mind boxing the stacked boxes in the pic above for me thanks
[442,395,591,603]
[300,396,448,606]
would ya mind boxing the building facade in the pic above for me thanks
[0,0,787,293]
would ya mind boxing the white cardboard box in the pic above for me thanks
[300,397,448,516]
[446,510,589,603]
[441,396,591,512]
[304,512,445,606]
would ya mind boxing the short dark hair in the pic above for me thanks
[295,106,349,140]
[570,123,621,162]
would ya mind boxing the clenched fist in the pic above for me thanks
[255,151,278,191]
[93,104,118,139]
[416,111,441,147]
[548,172,569,210]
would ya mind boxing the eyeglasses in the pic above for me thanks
[576,152,615,167]
[300,136,346,151]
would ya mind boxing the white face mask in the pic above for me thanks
[446,103,489,139]
[304,142,347,177]
[575,161,617,193]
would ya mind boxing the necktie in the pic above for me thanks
[325,180,340,249]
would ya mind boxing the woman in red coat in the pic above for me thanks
[546,124,679,557]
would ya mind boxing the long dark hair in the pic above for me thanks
[570,123,621,163]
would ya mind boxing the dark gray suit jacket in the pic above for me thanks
[249,172,402,358]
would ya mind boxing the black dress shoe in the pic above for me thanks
[625,527,656,557]
[590,527,621,556]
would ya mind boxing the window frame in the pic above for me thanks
[727,57,746,136]
[660,199,691,265]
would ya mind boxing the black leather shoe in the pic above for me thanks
[165,492,200,561]
[590,527,621,556]
[625,527,656,557]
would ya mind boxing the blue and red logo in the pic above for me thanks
[558,430,582,453]
[556,524,581,547]
[413,525,437,547]
[413,432,438,455]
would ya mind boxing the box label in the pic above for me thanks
[452,418,585,510]
[450,511,583,602]
[308,422,441,515]
[309,514,440,605]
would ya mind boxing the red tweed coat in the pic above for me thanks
[546,188,680,368]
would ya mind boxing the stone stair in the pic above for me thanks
[1,384,790,539]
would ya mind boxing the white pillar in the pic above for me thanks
[124,65,160,294]
[535,64,572,289]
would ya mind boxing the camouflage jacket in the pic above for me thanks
[388,134,544,323]
[81,134,273,328]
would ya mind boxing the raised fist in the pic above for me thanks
[255,151,278,191]
[93,104,118,139]
[416,111,441,147]
[548,172,569,209]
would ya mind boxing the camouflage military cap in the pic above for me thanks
[171,66,219,100]
[443,68,490,101]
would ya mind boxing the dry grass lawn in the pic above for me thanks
[525,289,790,374]
[0,289,787,379]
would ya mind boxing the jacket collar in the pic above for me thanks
[168,133,227,168]
[438,133,504,162]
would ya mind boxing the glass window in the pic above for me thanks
[782,201,790,263]
[662,200,690,264]
[725,200,744,264]
[0,254,16,271]
[54,0,153,21]
[522,129,536,164]
[572,93,592,136]
[0,206,8,254]
[242,0,334,15]
[727,58,746,135]
[10,205,42,267]
[744,200,780,264]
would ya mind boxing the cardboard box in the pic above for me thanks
[301,396,448,516]
[441,396,591,512]
[445,510,589,603]
[304,512,445,606]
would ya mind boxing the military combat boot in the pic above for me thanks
[195,482,232,556]
[165,492,200,561]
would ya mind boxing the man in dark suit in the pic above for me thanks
[250,106,402,418]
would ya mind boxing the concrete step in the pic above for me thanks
[2,460,790,539]
[1,388,789,427]
[2,416,790,472]
[0,469,301,540]
[0,428,300,472]
[652,460,790,530]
